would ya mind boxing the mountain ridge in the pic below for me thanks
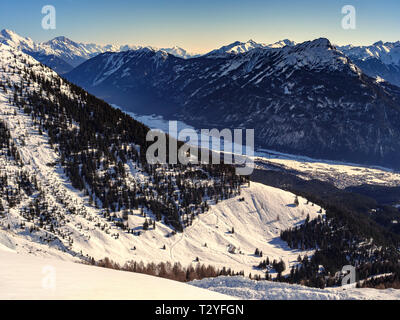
[65,37,400,169]
[5,27,400,86]
[0,29,200,73]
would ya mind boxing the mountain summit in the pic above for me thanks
[0,29,36,51]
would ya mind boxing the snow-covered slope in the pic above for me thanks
[191,276,400,300]
[338,41,400,86]
[0,42,325,278]
[0,249,234,300]
[339,41,400,66]
[0,29,36,52]
[0,171,323,277]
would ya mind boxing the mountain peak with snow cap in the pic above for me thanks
[298,38,334,50]
[0,29,24,40]
[205,39,266,57]
[266,39,296,48]
[0,29,15,38]
[46,36,77,45]
[373,40,384,46]
[0,29,36,51]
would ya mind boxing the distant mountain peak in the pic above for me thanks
[205,40,265,57]
[0,29,22,38]
[373,40,384,46]
[281,38,294,44]
[298,38,333,49]
[0,29,36,53]
[338,40,400,86]
[47,36,75,44]
[0,29,13,37]
[266,39,296,48]
[206,38,299,57]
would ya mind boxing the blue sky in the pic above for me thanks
[1,0,399,52]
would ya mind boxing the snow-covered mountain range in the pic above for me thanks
[207,39,400,87]
[337,41,400,87]
[338,41,400,66]
[66,37,400,169]
[0,29,199,73]
[4,28,400,87]
[206,38,400,87]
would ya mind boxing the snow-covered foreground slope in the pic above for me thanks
[0,179,322,277]
[0,249,234,300]
[191,276,400,300]
[2,247,399,300]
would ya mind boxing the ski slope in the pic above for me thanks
[0,249,234,300]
